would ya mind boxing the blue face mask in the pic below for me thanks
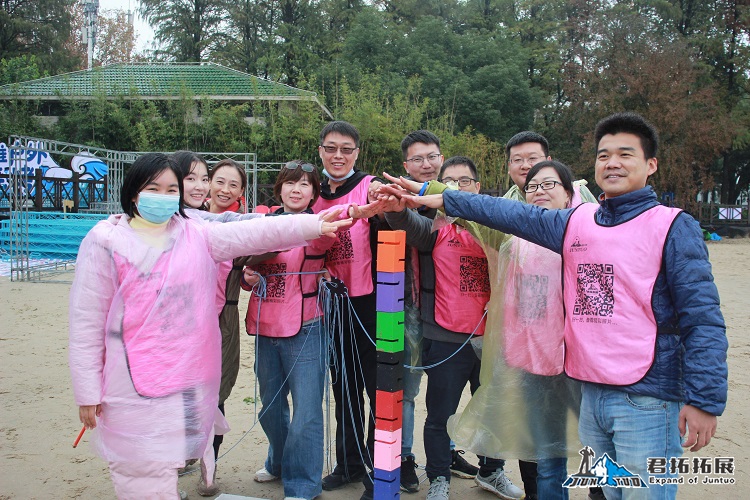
[322,168,356,183]
[136,192,180,224]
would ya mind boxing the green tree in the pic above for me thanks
[139,0,228,61]
[1,0,78,74]
[548,7,730,207]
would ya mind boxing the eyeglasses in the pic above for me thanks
[524,180,562,193]
[510,156,544,167]
[440,177,476,187]
[320,145,358,155]
[406,153,442,166]
[285,161,315,172]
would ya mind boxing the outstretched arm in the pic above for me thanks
[207,213,351,262]
[441,190,570,253]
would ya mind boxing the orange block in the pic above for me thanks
[377,230,406,272]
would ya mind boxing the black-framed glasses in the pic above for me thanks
[320,145,358,155]
[406,153,442,166]
[524,180,562,193]
[440,176,476,187]
[285,161,315,172]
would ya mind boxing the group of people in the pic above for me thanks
[68,112,728,500]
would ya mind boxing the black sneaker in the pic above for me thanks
[400,455,420,493]
[322,467,366,491]
[449,449,479,479]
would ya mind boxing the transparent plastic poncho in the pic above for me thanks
[69,213,323,462]
[440,213,583,461]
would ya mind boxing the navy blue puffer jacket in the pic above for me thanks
[443,186,727,416]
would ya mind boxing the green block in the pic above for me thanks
[377,311,404,342]
[377,311,404,353]
[377,336,404,353]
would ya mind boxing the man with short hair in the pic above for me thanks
[312,121,385,497]
[412,112,728,500]
[398,130,442,493]
[397,131,486,493]
[502,130,598,499]
[383,156,524,500]
[504,130,599,205]
[505,131,552,200]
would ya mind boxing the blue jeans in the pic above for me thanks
[538,457,569,500]
[402,304,423,458]
[524,373,582,500]
[578,384,683,500]
[256,320,326,499]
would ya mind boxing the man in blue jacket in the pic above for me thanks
[392,112,728,499]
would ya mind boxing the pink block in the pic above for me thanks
[375,428,401,446]
[374,440,401,472]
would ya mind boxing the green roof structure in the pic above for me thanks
[0,62,332,117]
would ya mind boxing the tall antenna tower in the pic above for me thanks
[82,1,100,69]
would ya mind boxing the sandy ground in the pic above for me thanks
[1,238,748,499]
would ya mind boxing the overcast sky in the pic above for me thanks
[95,0,156,53]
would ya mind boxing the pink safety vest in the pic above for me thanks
[113,222,220,398]
[562,203,682,385]
[433,224,490,335]
[312,175,374,297]
[503,239,565,375]
[503,184,587,375]
[246,245,327,337]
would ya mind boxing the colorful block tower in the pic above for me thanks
[373,230,406,499]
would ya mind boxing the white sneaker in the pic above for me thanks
[426,476,450,500]
[254,466,279,483]
[474,469,524,499]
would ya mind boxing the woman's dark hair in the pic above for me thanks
[120,153,186,218]
[273,160,321,208]
[171,150,208,177]
[209,158,247,190]
[524,160,575,204]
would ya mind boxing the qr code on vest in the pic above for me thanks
[257,262,287,298]
[516,274,548,320]
[327,229,354,262]
[459,255,490,293]
[573,263,614,316]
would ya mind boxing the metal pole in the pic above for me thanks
[83,1,99,69]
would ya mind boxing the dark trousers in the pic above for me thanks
[423,338,504,480]
[212,403,225,460]
[329,293,377,474]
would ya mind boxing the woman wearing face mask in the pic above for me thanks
[68,153,351,500]
[241,161,349,500]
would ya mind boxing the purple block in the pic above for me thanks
[376,271,405,312]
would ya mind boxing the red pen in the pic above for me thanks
[73,425,86,448]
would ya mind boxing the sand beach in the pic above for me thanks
[1,238,748,499]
